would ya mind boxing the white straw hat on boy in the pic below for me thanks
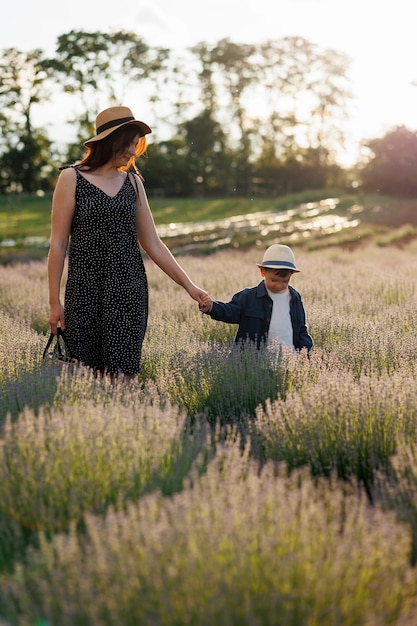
[256,244,301,272]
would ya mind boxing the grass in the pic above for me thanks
[0,189,332,243]
[147,188,339,223]
[3,188,417,264]
[1,189,332,264]
[0,194,52,241]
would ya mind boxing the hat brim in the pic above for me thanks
[84,120,152,147]
[256,262,301,272]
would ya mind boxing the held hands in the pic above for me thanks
[199,293,214,313]
[186,284,210,308]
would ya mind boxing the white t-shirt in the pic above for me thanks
[266,288,295,353]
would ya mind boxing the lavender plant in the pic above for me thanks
[0,379,207,533]
[1,445,415,626]
[1,243,417,624]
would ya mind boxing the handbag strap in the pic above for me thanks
[42,333,55,361]
[42,327,69,361]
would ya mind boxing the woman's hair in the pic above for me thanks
[76,125,148,175]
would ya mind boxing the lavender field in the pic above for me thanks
[1,241,417,625]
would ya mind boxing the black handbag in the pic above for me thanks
[42,327,74,364]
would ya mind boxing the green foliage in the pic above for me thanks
[0,47,57,194]
[361,126,417,196]
[2,33,417,198]
[0,34,354,195]
[2,243,417,623]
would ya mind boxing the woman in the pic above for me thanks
[48,105,207,377]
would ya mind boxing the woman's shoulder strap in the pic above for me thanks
[128,170,140,199]
[59,164,79,172]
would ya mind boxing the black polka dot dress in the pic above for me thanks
[64,169,148,374]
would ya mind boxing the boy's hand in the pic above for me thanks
[199,294,213,313]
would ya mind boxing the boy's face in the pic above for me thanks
[261,268,293,294]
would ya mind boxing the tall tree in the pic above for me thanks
[189,36,352,195]
[360,126,417,196]
[43,30,170,146]
[181,110,231,196]
[139,138,193,197]
[0,47,54,192]
[256,37,351,164]
[191,39,258,194]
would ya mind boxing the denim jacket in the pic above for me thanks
[206,281,313,351]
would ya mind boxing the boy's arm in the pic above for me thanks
[299,325,313,351]
[200,290,246,324]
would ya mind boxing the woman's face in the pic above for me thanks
[114,133,141,166]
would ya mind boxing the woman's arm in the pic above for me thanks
[134,175,207,305]
[47,168,76,334]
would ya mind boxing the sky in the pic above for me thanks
[2,0,417,165]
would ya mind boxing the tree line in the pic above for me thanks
[1,30,416,197]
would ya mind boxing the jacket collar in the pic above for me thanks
[256,280,268,297]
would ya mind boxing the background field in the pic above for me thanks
[2,189,417,264]
[1,194,417,624]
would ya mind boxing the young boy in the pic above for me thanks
[199,244,313,353]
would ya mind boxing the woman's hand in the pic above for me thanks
[186,284,209,307]
[49,303,65,335]
[199,293,214,313]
